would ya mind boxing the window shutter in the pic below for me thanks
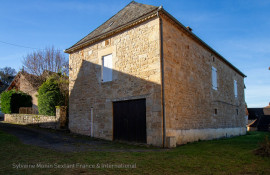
[212,66,217,90]
[234,80,238,97]
[102,54,113,82]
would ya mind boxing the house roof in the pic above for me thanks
[65,1,158,53]
[65,1,246,77]
[6,71,43,91]
[247,119,257,127]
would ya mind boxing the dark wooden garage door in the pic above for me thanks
[113,99,146,143]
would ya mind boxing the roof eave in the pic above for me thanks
[5,72,21,91]
[65,6,246,78]
[64,9,158,54]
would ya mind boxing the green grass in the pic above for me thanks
[0,131,269,175]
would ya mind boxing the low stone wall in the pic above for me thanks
[5,114,59,129]
[4,106,67,129]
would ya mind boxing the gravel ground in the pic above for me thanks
[0,122,165,153]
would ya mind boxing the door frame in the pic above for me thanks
[112,98,147,143]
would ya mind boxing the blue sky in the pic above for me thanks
[0,0,269,107]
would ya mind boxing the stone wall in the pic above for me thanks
[20,74,39,111]
[4,107,67,129]
[68,13,247,147]
[263,106,270,115]
[56,106,68,128]
[161,15,246,145]
[69,17,163,146]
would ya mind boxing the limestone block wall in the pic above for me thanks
[4,106,67,129]
[263,107,270,115]
[161,15,246,144]
[69,17,163,146]
[5,114,57,129]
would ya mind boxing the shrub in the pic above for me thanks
[0,90,32,114]
[0,91,11,113]
[255,135,270,157]
[38,76,64,116]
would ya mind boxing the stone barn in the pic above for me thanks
[6,71,42,113]
[65,1,246,147]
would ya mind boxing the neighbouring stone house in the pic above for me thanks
[7,71,43,113]
[65,1,247,147]
[247,104,270,131]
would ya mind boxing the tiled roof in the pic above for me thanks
[65,1,158,53]
[6,71,42,91]
[65,1,246,77]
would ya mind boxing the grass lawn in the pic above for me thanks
[0,131,269,175]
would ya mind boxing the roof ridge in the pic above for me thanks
[69,1,137,49]
[65,1,159,52]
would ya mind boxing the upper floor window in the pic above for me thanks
[212,66,217,90]
[102,54,112,82]
[234,80,238,97]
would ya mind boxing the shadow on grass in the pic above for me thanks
[0,122,163,152]
[0,130,269,175]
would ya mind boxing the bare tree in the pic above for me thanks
[0,67,17,85]
[22,46,68,79]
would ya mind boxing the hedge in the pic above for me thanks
[0,90,32,114]
[38,77,64,116]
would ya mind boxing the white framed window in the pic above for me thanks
[102,54,112,82]
[212,66,217,90]
[234,80,238,97]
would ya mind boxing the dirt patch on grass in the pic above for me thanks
[254,135,270,157]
